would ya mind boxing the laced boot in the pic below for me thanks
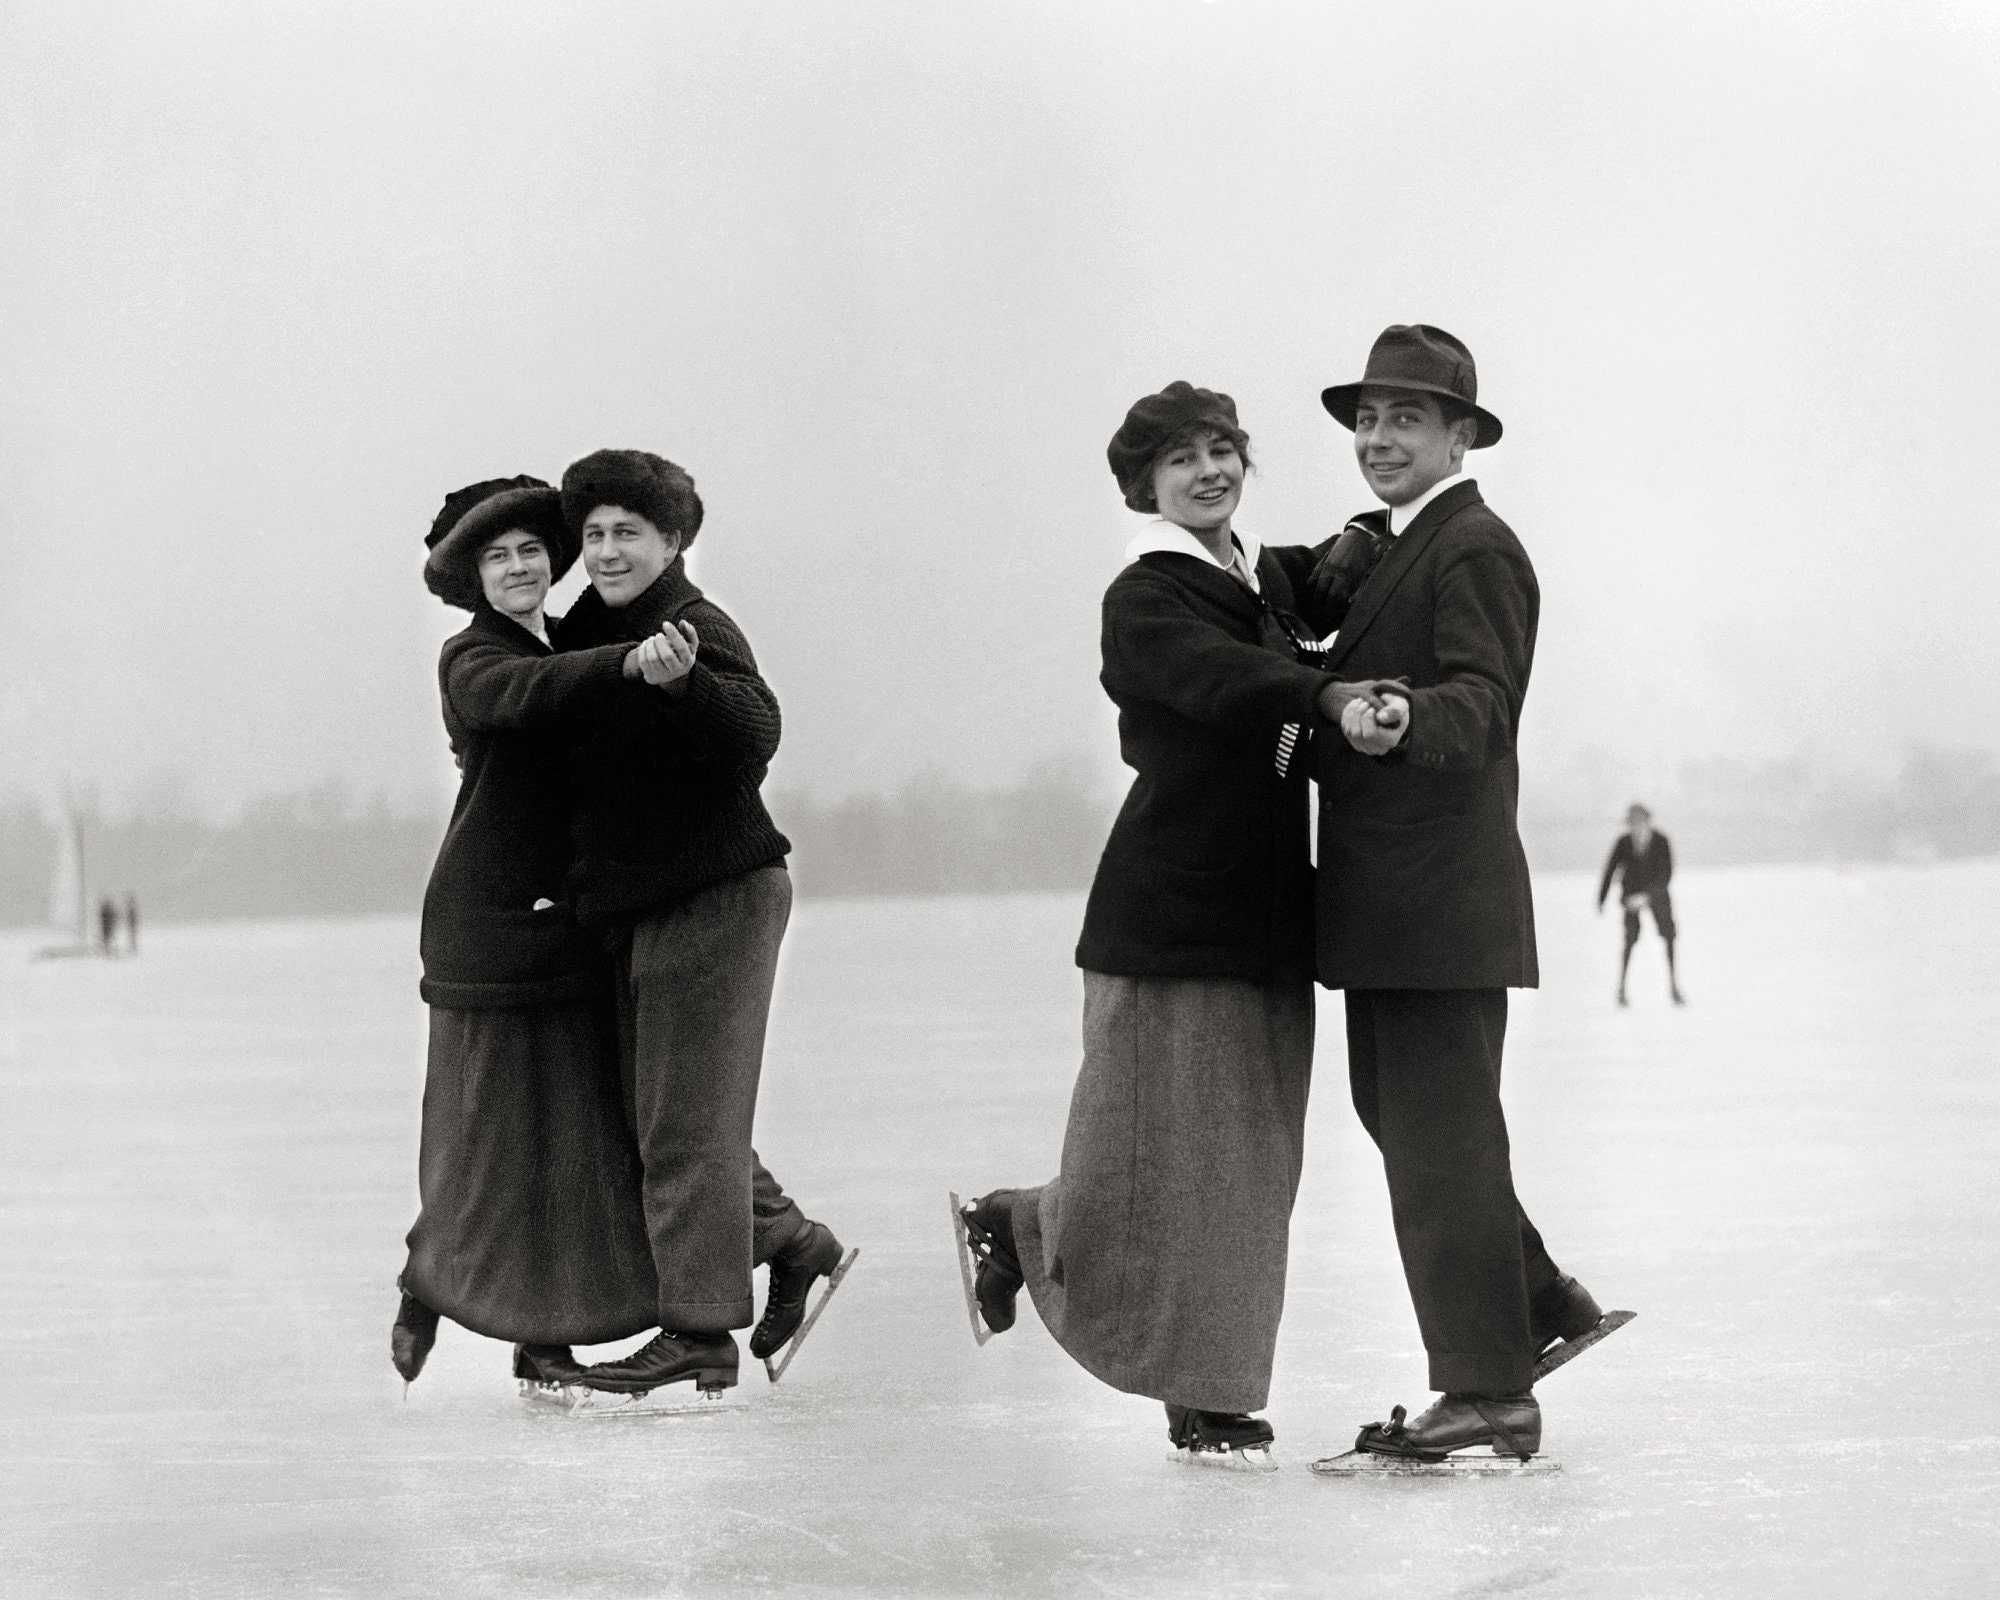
[574,1330,738,1394]
[959,1191,1025,1334]
[1355,1392,1541,1462]
[749,1221,847,1360]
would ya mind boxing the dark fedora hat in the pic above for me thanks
[423,476,576,610]
[1320,324,1502,449]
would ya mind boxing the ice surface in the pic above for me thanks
[1,862,1996,1597]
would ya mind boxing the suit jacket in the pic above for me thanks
[1074,547,1328,982]
[1306,478,1540,990]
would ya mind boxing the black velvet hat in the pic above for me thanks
[1320,324,1503,449]
[1106,381,1249,512]
[560,450,705,550]
[423,476,574,611]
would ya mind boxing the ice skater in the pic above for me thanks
[1295,326,1628,1468]
[551,450,851,1403]
[97,897,118,957]
[954,383,1397,1468]
[1599,804,1683,1006]
[395,476,663,1394]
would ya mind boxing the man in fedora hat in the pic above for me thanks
[1294,325,1624,1464]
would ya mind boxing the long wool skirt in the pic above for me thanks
[401,1000,659,1346]
[1013,969,1315,1413]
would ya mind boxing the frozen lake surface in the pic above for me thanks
[2,862,1996,1598]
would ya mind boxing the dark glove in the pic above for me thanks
[1307,515,1391,611]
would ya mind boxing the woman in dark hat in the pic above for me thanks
[391,475,670,1392]
[952,384,1372,1466]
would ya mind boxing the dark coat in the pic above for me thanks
[1306,479,1540,990]
[418,609,630,1007]
[551,559,790,928]
[1075,548,1329,981]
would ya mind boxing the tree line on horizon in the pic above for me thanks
[2,747,1997,928]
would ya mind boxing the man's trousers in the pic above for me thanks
[608,864,808,1333]
[1344,987,1560,1395]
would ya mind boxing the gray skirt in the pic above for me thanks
[1013,969,1314,1413]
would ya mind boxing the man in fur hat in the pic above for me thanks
[549,448,849,1398]
[1294,326,1625,1465]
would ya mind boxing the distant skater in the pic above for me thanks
[123,893,139,956]
[97,897,118,957]
[1598,804,1682,1006]
[394,476,661,1393]
[954,383,1395,1467]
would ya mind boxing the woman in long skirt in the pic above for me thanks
[392,476,666,1389]
[956,382,1358,1462]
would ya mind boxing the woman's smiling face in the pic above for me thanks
[1149,431,1244,534]
[476,529,553,621]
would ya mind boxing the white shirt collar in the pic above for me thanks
[1123,523,1263,592]
[1386,472,1470,537]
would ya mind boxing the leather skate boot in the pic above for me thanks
[749,1220,847,1360]
[512,1344,585,1385]
[1530,1273,1605,1358]
[959,1191,1025,1334]
[1166,1405,1276,1454]
[574,1330,739,1394]
[391,1285,440,1385]
[1355,1392,1541,1462]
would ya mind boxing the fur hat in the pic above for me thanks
[560,449,705,550]
[1106,382,1250,512]
[423,476,574,611]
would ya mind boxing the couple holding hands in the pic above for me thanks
[392,448,849,1403]
[957,324,1625,1469]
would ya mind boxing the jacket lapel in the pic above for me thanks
[1328,479,1483,669]
[1137,551,1264,627]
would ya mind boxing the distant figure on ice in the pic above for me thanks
[97,897,118,957]
[124,893,139,956]
[1292,325,1628,1468]
[550,449,851,1402]
[953,382,1398,1469]
[1598,804,1683,1007]
[395,476,660,1394]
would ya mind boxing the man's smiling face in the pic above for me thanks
[1351,387,1472,508]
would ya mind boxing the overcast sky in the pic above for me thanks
[2,0,1996,816]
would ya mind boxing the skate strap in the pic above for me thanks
[961,1212,1022,1280]
[1353,1405,1444,1461]
[1470,1398,1534,1462]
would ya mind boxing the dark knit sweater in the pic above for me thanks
[1075,548,1330,981]
[551,559,790,927]
[419,609,630,1007]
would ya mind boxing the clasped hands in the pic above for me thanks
[1316,677,1410,756]
[622,620,699,691]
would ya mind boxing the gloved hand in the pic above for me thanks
[1308,517,1390,611]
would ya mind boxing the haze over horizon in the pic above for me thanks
[3,0,1996,819]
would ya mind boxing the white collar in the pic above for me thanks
[1386,472,1471,537]
[1123,523,1263,592]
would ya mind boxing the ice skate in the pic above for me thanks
[758,1236,860,1383]
[1314,1393,1552,1477]
[391,1284,440,1390]
[750,1219,855,1374]
[948,1189,1024,1345]
[1166,1405,1279,1473]
[1533,1307,1635,1380]
[512,1343,586,1406]
[543,1329,744,1418]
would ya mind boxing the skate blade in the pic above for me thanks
[1311,1448,1560,1477]
[1532,1308,1636,1382]
[947,1191,992,1347]
[518,1378,743,1420]
[763,1246,861,1383]
[1172,1444,1279,1474]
